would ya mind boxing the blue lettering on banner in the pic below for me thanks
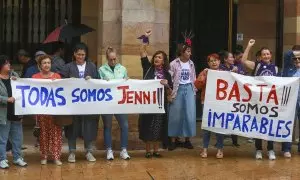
[225,113,235,129]
[16,85,114,107]
[16,85,66,108]
[268,119,275,137]
[71,88,113,103]
[242,115,251,132]
[250,117,258,132]
[206,110,292,140]
[232,115,241,131]
[259,117,268,134]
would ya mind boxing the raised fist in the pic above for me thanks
[145,30,152,37]
[248,39,255,47]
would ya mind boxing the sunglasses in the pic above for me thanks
[292,57,300,61]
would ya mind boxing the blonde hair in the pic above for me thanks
[106,47,117,59]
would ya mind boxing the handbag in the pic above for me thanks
[33,116,40,138]
[52,115,73,127]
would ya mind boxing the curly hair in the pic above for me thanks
[36,55,52,68]
[151,50,170,71]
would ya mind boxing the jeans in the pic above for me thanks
[168,84,196,137]
[102,114,128,150]
[282,142,291,153]
[255,139,273,151]
[0,121,23,161]
[68,139,93,153]
[203,130,224,149]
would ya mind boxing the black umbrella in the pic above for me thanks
[43,23,95,44]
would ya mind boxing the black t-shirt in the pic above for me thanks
[1,78,20,121]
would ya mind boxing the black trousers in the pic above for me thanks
[255,139,274,151]
[231,135,238,144]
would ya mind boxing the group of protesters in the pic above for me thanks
[0,29,300,169]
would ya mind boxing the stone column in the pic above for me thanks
[81,0,100,64]
[283,0,300,51]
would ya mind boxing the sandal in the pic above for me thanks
[153,152,162,158]
[216,151,223,159]
[201,151,207,158]
[145,152,152,158]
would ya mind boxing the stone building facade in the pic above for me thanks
[78,0,300,149]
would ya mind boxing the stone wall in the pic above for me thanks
[236,0,277,61]
[283,0,300,51]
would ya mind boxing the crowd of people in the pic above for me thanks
[0,30,300,169]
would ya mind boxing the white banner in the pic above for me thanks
[202,70,299,142]
[12,79,165,115]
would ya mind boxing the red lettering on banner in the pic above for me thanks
[215,79,278,105]
[242,83,252,102]
[216,79,228,100]
[134,91,143,104]
[127,91,134,103]
[117,85,157,105]
[257,84,268,102]
[143,91,150,104]
[228,82,240,101]
[267,85,279,105]
[118,86,129,104]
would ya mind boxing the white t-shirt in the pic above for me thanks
[179,61,191,84]
[77,62,86,78]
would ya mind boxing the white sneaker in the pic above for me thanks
[68,153,76,163]
[268,150,276,160]
[106,149,114,160]
[255,150,263,160]
[13,158,28,167]
[86,152,96,162]
[0,160,9,169]
[54,160,62,166]
[120,149,130,160]
[40,159,47,165]
[284,152,291,158]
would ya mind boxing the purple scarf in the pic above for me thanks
[154,66,165,79]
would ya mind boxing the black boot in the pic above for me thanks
[168,142,176,151]
[184,140,194,149]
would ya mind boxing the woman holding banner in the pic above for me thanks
[32,55,63,165]
[138,30,172,158]
[219,50,241,147]
[241,39,278,160]
[194,53,224,158]
[168,34,197,151]
[98,47,130,160]
[61,43,99,163]
[0,55,27,169]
